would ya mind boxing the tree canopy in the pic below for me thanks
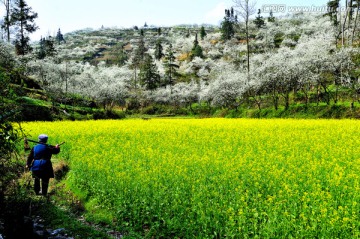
[11,0,38,55]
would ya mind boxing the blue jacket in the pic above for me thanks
[27,144,60,178]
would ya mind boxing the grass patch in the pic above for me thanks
[30,178,115,239]
[223,103,360,119]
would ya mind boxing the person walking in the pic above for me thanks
[26,134,61,196]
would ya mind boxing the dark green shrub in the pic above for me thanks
[19,105,53,121]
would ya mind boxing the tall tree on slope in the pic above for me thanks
[220,7,237,41]
[140,54,160,90]
[11,0,38,55]
[131,36,147,89]
[163,43,179,91]
[233,0,256,79]
[200,26,207,40]
[56,28,66,44]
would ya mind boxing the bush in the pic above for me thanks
[18,104,53,121]
[0,65,25,238]
[127,98,141,111]
[141,105,167,115]
[106,110,126,119]
[93,110,125,120]
[2,187,33,238]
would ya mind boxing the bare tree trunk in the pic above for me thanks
[246,20,250,78]
[351,0,359,45]
[65,61,68,96]
[134,65,137,90]
[233,0,256,83]
[347,1,352,45]
[1,0,11,43]
[341,0,356,46]
[348,2,352,26]
[301,87,309,107]
[341,2,348,46]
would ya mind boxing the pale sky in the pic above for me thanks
[1,0,329,41]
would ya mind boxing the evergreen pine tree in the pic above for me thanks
[11,0,38,55]
[112,44,128,66]
[135,36,147,62]
[131,36,147,89]
[139,54,160,90]
[44,36,56,57]
[56,28,66,44]
[192,45,203,59]
[154,39,164,60]
[36,36,46,59]
[220,8,237,41]
[200,26,207,40]
[268,10,276,22]
[37,36,56,59]
[254,9,265,28]
[191,33,204,59]
[163,43,179,88]
[193,32,199,47]
[325,0,340,26]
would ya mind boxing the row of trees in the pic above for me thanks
[128,31,206,91]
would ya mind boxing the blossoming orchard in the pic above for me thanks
[23,13,360,112]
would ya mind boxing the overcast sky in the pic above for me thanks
[1,0,329,41]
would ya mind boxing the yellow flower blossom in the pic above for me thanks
[20,119,360,238]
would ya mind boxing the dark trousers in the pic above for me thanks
[34,176,50,196]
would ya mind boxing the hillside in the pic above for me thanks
[23,12,360,119]
[1,11,359,121]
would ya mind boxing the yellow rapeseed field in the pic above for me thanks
[22,119,360,238]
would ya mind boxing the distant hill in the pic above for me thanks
[23,12,360,119]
